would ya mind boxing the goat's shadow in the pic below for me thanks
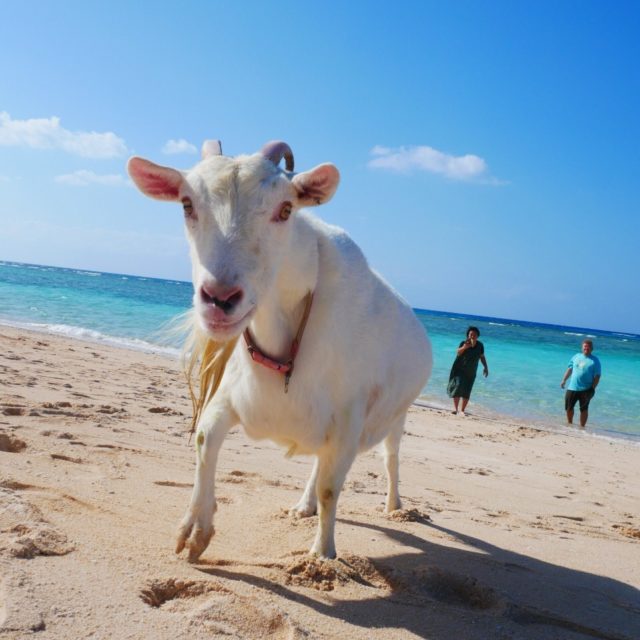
[196,517,640,640]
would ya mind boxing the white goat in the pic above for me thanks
[128,140,432,561]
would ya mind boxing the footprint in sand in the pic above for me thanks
[147,406,183,415]
[264,478,299,490]
[0,433,27,453]
[385,508,432,524]
[50,453,84,464]
[220,470,261,484]
[612,523,640,539]
[531,516,556,531]
[0,569,47,633]
[140,578,306,638]
[97,405,123,415]
[140,577,229,608]
[153,480,193,489]
[463,467,493,476]
[485,509,510,519]
[0,488,74,558]
[39,402,89,418]
[552,515,584,522]
[0,480,35,491]
[1,405,28,416]
[389,565,502,610]
[283,554,391,592]
[48,432,82,442]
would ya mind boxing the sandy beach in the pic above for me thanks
[1,325,638,639]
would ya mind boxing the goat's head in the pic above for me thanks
[127,140,340,341]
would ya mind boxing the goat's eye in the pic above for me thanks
[277,202,292,222]
[182,197,194,218]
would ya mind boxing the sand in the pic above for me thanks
[1,325,638,640]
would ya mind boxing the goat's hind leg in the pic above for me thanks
[310,442,359,559]
[176,401,235,562]
[382,415,405,512]
[310,408,363,559]
[290,457,319,517]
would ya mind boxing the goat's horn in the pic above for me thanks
[202,140,223,159]
[261,140,294,172]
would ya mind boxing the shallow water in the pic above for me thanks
[1,260,638,440]
[415,309,639,440]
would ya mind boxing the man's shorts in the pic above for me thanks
[565,388,595,412]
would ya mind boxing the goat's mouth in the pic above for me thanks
[197,306,255,339]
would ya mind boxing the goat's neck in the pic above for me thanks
[249,224,318,360]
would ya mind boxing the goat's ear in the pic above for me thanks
[127,157,183,201]
[291,163,340,207]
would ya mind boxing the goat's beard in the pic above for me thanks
[184,323,239,434]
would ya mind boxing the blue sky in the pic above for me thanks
[1,1,639,333]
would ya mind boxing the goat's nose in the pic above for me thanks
[200,283,244,314]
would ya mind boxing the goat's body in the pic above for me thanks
[190,212,431,558]
[127,141,432,561]
[224,212,430,454]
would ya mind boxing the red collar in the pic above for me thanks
[243,291,314,393]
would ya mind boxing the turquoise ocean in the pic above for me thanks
[1,260,638,442]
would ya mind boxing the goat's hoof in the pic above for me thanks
[188,526,214,562]
[289,503,317,519]
[176,519,214,561]
[385,499,402,513]
[309,544,336,560]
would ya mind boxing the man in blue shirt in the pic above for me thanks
[560,339,602,427]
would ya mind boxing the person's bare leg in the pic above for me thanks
[566,408,574,424]
[460,397,470,414]
[579,410,588,427]
[452,397,460,414]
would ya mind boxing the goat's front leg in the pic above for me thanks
[176,401,235,562]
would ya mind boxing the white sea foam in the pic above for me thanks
[0,318,180,358]
[414,397,449,411]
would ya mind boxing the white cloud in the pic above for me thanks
[162,138,197,155]
[368,144,501,183]
[0,111,127,158]
[55,170,129,187]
